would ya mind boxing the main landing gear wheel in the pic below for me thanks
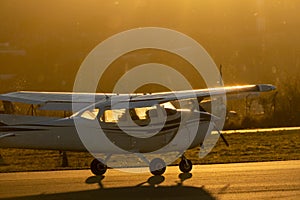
[179,158,193,173]
[90,158,107,176]
[149,158,166,176]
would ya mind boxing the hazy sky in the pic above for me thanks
[0,0,299,92]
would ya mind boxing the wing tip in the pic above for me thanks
[257,84,276,92]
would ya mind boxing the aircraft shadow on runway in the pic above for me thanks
[1,173,216,200]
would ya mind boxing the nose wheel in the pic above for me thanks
[179,156,192,173]
[149,158,166,175]
[90,158,107,176]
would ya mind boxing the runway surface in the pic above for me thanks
[0,160,299,200]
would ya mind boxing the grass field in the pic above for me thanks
[0,129,299,173]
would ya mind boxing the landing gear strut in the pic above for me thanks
[90,158,107,176]
[149,158,166,176]
[179,155,192,173]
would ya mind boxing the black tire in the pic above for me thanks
[179,159,192,173]
[90,159,107,176]
[149,158,166,176]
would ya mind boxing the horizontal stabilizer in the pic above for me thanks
[0,133,15,140]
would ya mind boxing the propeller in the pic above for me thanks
[214,124,229,147]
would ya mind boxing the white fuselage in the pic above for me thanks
[0,109,214,154]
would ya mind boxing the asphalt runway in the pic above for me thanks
[0,160,299,200]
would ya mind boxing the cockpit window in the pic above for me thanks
[101,109,126,123]
[101,108,146,122]
[80,109,99,120]
[99,103,177,123]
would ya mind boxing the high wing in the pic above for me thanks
[0,84,275,111]
[0,92,114,111]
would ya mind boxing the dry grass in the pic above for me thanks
[0,129,299,173]
[185,129,300,164]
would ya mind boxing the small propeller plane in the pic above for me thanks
[0,84,275,175]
